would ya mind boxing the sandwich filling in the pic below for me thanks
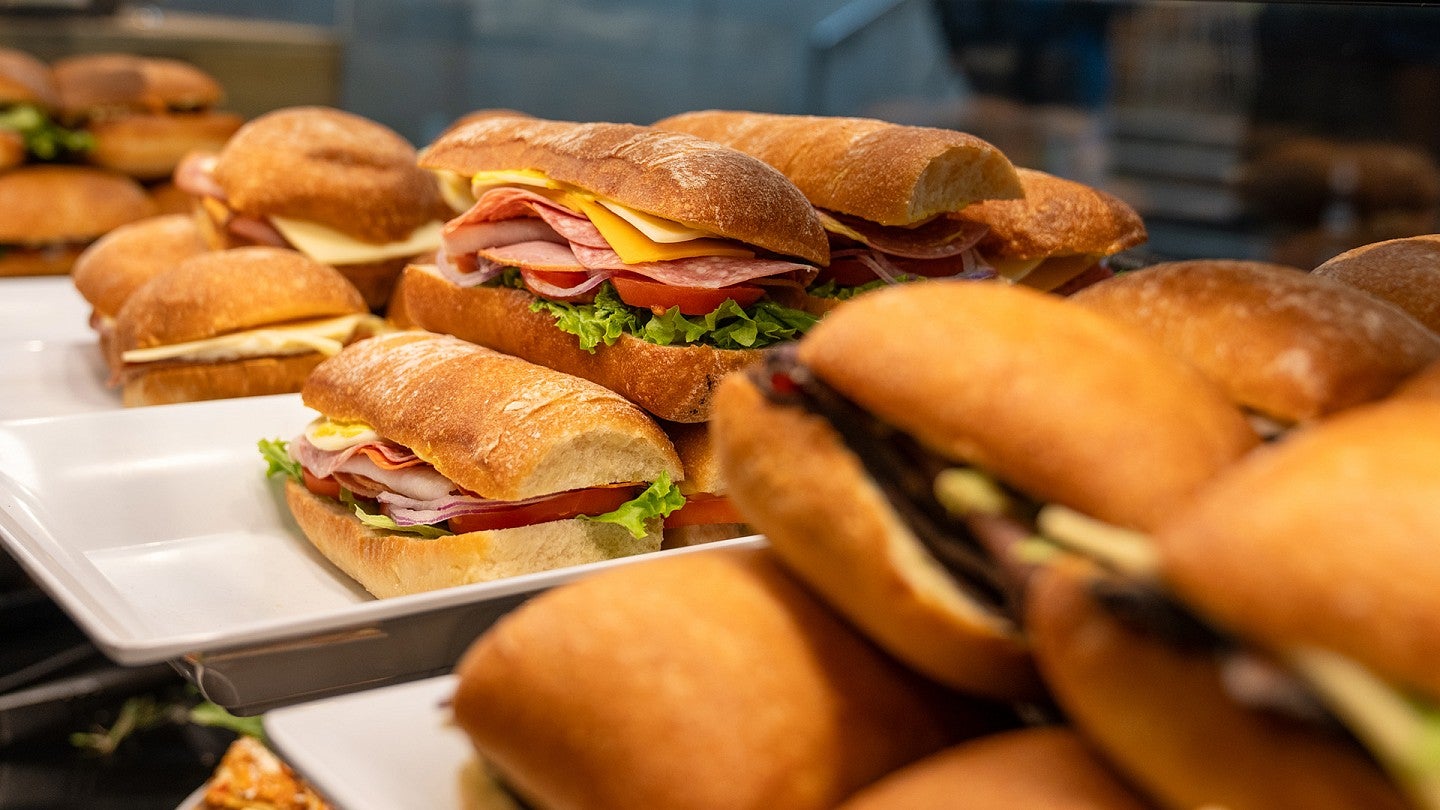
[808,211,995,302]
[261,417,683,539]
[0,103,93,161]
[751,346,1440,808]
[433,169,820,350]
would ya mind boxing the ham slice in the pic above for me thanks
[819,210,989,259]
[569,244,817,289]
[291,435,455,502]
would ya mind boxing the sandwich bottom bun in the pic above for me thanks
[660,521,749,549]
[451,547,1010,810]
[0,244,85,277]
[121,352,324,407]
[1025,559,1407,810]
[0,130,22,172]
[285,479,660,598]
[713,370,1039,699]
[836,727,1151,810]
[86,110,245,181]
[335,255,410,312]
[457,758,526,810]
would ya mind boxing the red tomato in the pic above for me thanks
[302,468,342,499]
[611,274,764,315]
[819,256,882,287]
[663,494,745,527]
[448,485,643,533]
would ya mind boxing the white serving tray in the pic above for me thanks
[0,277,95,343]
[0,393,764,712]
[266,675,470,810]
[0,339,119,419]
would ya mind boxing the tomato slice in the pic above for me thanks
[447,485,643,533]
[663,494,745,527]
[611,274,764,316]
[302,468,342,499]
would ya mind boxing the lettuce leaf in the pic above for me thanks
[258,438,302,482]
[0,104,94,160]
[807,276,912,301]
[581,473,685,538]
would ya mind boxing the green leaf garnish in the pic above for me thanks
[581,472,685,538]
[258,438,302,482]
[0,104,94,160]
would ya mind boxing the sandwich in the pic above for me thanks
[175,106,451,309]
[450,546,1010,810]
[1313,234,1440,334]
[0,165,156,276]
[262,331,686,598]
[0,47,92,171]
[951,167,1148,293]
[113,246,379,406]
[1070,259,1440,434]
[71,212,208,372]
[397,114,830,423]
[710,280,1258,697]
[658,421,749,549]
[652,109,1023,311]
[1024,397,1440,809]
[1393,360,1440,402]
[51,52,243,181]
[835,726,1152,810]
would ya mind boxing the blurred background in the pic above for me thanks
[4,0,1440,268]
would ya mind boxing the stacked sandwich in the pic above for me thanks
[445,276,1440,809]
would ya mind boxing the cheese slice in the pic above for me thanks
[270,217,444,267]
[434,169,477,213]
[122,314,379,364]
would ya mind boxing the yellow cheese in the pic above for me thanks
[270,217,444,267]
[122,314,378,364]
[986,254,1045,282]
[574,197,753,263]
[434,169,477,213]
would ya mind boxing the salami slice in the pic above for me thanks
[820,209,988,259]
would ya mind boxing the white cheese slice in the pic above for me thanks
[270,217,444,267]
[595,199,712,243]
[434,169,477,213]
[122,314,376,364]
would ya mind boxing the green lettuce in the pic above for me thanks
[581,472,685,538]
[258,438,302,482]
[0,104,94,160]
[807,276,915,301]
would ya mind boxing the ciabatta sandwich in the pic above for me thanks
[0,165,155,276]
[264,331,686,598]
[658,420,748,549]
[1313,234,1440,334]
[0,47,90,170]
[397,113,829,422]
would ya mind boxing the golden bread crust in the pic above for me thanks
[0,166,155,243]
[1070,260,1440,423]
[72,213,208,317]
[1155,399,1440,702]
[0,130,22,171]
[713,373,1038,697]
[1313,235,1440,334]
[115,246,366,348]
[213,106,447,243]
[0,47,57,108]
[653,109,1023,226]
[957,168,1147,260]
[451,546,994,810]
[284,479,660,598]
[661,420,724,495]
[53,52,223,115]
[1393,360,1440,401]
[837,727,1151,810]
[302,331,682,500]
[390,264,762,422]
[331,255,409,311]
[121,352,323,406]
[1026,560,1408,810]
[798,281,1259,532]
[86,110,244,180]
[0,245,84,277]
[420,114,829,264]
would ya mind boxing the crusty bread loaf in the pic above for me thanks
[304,331,683,500]
[419,114,829,264]
[213,107,449,244]
[121,352,324,406]
[285,479,660,599]
[1026,559,1408,810]
[836,727,1152,810]
[653,109,1023,226]
[451,546,1004,810]
[797,280,1259,533]
[1313,235,1440,334]
[1071,260,1440,423]
[0,166,156,244]
[72,213,208,319]
[0,47,57,108]
[86,110,244,180]
[390,263,763,423]
[0,245,84,277]
[0,130,22,172]
[714,371,1038,697]
[115,247,366,349]
[956,168,1147,262]
[1155,398,1440,703]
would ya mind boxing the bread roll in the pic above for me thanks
[1313,234,1440,334]
[72,213,208,320]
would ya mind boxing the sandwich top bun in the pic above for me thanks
[1154,398,1440,703]
[836,727,1153,810]
[652,109,1023,226]
[0,47,58,108]
[451,546,1002,810]
[0,165,155,246]
[795,280,1258,533]
[419,114,829,265]
[304,331,682,501]
[52,53,222,117]
[1313,234,1440,334]
[1070,260,1440,424]
[72,213,208,320]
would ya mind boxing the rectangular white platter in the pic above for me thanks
[0,277,96,343]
